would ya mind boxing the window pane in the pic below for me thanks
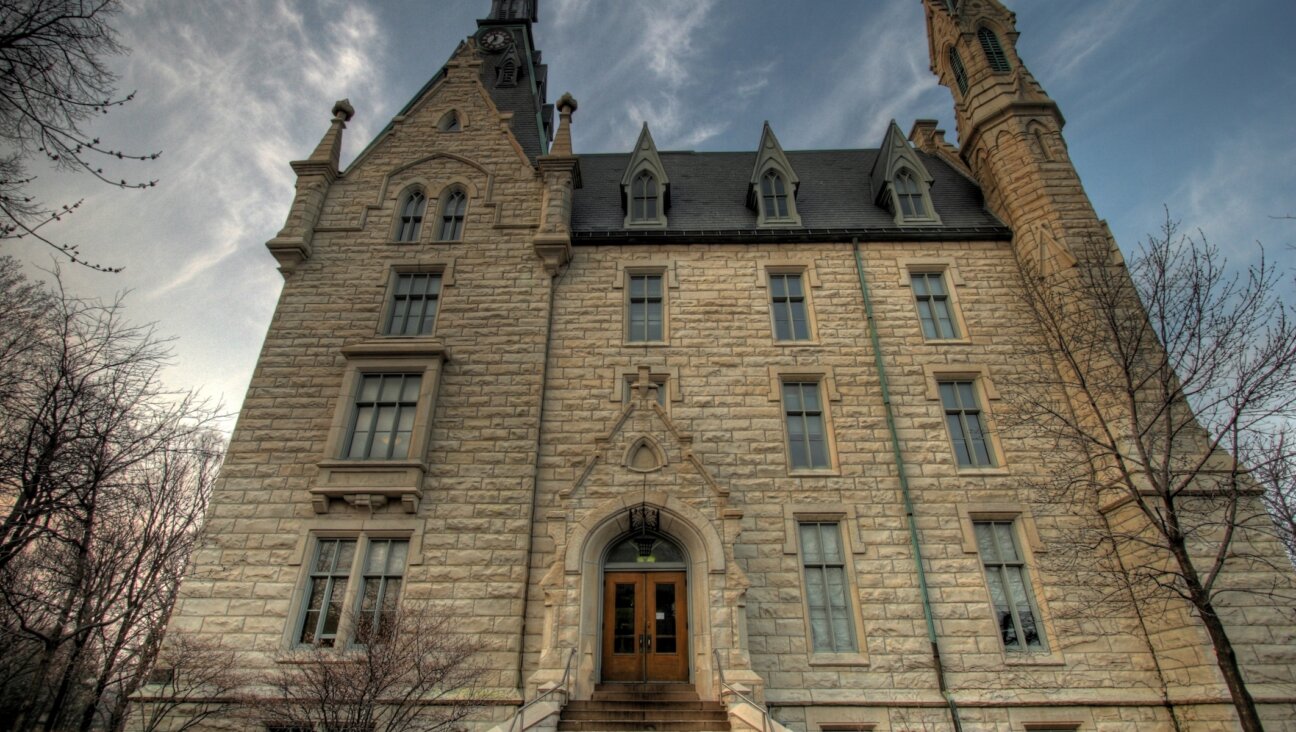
[773,306,792,340]
[791,305,808,339]
[359,376,381,402]
[820,525,842,563]
[367,541,389,574]
[974,522,998,562]
[800,524,821,563]
[613,583,636,654]
[655,582,676,653]
[783,383,802,411]
[947,414,971,466]
[801,384,821,411]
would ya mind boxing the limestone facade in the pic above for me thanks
[161,1,1296,730]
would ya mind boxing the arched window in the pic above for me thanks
[948,47,968,94]
[497,60,518,88]
[895,169,927,219]
[630,171,658,223]
[761,170,790,220]
[437,189,467,241]
[977,28,1011,73]
[396,189,427,242]
[437,110,461,132]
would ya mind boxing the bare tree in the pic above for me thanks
[0,258,223,731]
[250,607,490,732]
[1008,214,1296,731]
[0,0,158,271]
[132,632,245,732]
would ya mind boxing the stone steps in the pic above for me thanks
[556,683,731,732]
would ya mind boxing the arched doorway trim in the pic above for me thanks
[565,492,724,698]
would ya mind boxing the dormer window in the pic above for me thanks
[895,169,927,219]
[977,28,1011,73]
[395,189,427,242]
[437,188,467,241]
[630,171,659,224]
[869,121,942,227]
[949,47,969,94]
[749,123,801,227]
[498,62,517,87]
[621,123,669,228]
[760,170,790,220]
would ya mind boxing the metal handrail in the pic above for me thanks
[509,648,576,732]
[712,649,773,732]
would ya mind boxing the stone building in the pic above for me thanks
[163,0,1296,730]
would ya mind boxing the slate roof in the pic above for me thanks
[477,41,550,162]
[571,149,1008,242]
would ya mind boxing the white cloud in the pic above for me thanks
[1170,130,1296,265]
[10,0,388,422]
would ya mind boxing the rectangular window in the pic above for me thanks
[799,522,855,652]
[356,539,409,641]
[940,380,994,467]
[974,520,1045,652]
[769,273,810,341]
[345,374,422,460]
[298,536,410,648]
[627,273,664,342]
[385,273,442,336]
[299,538,357,646]
[783,381,829,470]
[911,272,959,340]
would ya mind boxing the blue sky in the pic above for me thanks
[11,0,1296,426]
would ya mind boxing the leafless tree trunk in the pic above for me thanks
[249,607,490,732]
[1007,215,1296,731]
[0,257,223,730]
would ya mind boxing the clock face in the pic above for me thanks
[479,29,511,52]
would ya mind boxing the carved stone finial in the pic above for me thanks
[549,92,578,156]
[332,98,355,122]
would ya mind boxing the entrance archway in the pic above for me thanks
[563,493,728,700]
[600,533,689,682]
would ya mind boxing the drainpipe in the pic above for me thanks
[852,240,962,732]
[517,262,566,693]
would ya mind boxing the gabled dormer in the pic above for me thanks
[621,123,670,228]
[870,120,942,226]
[748,122,801,227]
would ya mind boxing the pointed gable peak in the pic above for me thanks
[750,121,798,185]
[621,122,669,186]
[870,119,934,194]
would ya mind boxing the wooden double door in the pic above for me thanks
[601,571,688,682]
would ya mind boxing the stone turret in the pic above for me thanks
[533,92,579,273]
[265,99,354,275]
[922,0,1106,275]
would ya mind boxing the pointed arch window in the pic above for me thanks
[977,28,1011,73]
[630,171,659,224]
[396,189,427,242]
[437,189,468,241]
[761,170,791,220]
[949,47,969,94]
[438,110,461,132]
[895,169,927,219]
